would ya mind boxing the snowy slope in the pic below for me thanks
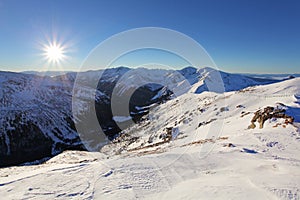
[191,67,278,93]
[0,78,299,199]
[0,71,87,166]
[1,66,278,166]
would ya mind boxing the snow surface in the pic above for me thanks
[1,78,300,199]
[113,116,132,123]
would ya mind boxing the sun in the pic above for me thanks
[43,42,66,64]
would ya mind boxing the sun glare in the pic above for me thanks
[43,42,66,64]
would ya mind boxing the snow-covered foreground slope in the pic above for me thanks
[1,78,299,199]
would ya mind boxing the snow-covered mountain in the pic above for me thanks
[0,71,84,166]
[0,76,299,199]
[0,67,283,167]
[190,67,278,93]
[239,73,300,80]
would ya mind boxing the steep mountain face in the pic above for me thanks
[0,67,281,166]
[0,72,83,166]
[0,68,173,166]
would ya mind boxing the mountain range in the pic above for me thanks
[0,67,299,199]
[0,67,291,166]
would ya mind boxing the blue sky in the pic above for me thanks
[0,0,299,73]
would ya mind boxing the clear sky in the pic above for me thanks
[0,0,299,73]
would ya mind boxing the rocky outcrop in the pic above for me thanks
[248,106,294,129]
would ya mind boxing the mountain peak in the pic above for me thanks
[179,66,197,74]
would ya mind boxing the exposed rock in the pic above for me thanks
[241,111,251,118]
[223,143,235,147]
[248,123,256,129]
[236,105,245,108]
[198,118,217,128]
[164,127,173,141]
[220,107,229,112]
[248,106,294,129]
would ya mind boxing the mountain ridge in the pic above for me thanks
[0,66,288,166]
[0,76,299,199]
